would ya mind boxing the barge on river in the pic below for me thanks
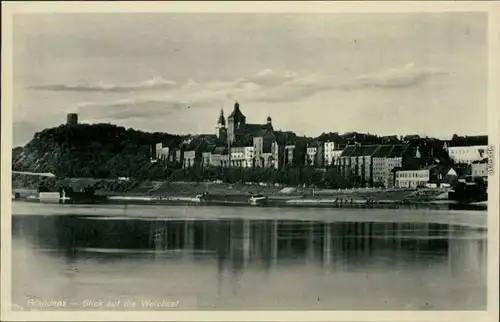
[19,185,108,204]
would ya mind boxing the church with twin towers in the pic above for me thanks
[215,101,274,145]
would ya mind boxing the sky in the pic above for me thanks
[12,12,488,146]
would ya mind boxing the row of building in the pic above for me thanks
[152,102,489,188]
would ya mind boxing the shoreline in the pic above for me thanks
[11,181,487,211]
[12,194,487,211]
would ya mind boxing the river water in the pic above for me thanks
[11,202,487,311]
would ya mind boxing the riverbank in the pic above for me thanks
[12,176,488,210]
[12,176,449,200]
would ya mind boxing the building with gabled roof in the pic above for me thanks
[306,140,320,166]
[324,141,343,167]
[371,145,395,158]
[349,145,381,157]
[245,123,270,134]
[230,144,246,167]
[271,130,299,168]
[210,145,229,167]
[388,144,410,158]
[395,164,454,188]
[338,144,415,187]
[338,145,379,187]
[201,144,216,167]
[339,145,357,157]
[182,136,214,168]
[224,101,273,144]
[471,158,489,180]
[372,144,413,187]
[445,144,488,165]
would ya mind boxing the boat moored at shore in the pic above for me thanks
[248,194,268,206]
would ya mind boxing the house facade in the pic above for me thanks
[244,146,255,168]
[175,149,183,165]
[201,151,212,167]
[253,136,264,166]
[230,146,245,167]
[329,150,343,167]
[183,150,196,168]
[395,165,453,188]
[284,145,295,166]
[372,144,412,188]
[338,144,413,187]
[262,152,274,167]
[306,146,317,166]
[180,135,217,168]
[395,169,430,188]
[324,141,341,166]
[446,145,488,164]
[210,149,223,166]
[209,146,228,167]
[271,141,281,169]
[154,143,171,162]
[471,161,488,179]
[339,145,379,187]
[252,128,278,167]
[315,144,324,168]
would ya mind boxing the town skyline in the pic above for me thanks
[13,107,488,150]
[13,12,487,146]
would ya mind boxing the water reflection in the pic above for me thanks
[12,215,487,310]
[12,216,481,264]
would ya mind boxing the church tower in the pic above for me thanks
[227,101,246,144]
[266,115,272,128]
[215,107,227,142]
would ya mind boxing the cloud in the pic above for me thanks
[249,63,447,102]
[240,63,448,103]
[76,97,186,121]
[27,77,178,93]
[75,91,228,122]
[239,69,298,86]
[45,63,447,123]
[27,64,446,102]
[355,62,447,88]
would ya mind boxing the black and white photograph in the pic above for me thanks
[1,2,499,321]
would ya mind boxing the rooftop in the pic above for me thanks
[203,144,216,153]
[372,145,395,158]
[388,144,410,157]
[349,145,381,157]
[212,146,228,155]
[246,123,272,133]
[340,145,357,157]
[228,101,246,121]
[274,131,297,145]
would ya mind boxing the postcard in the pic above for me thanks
[1,1,499,321]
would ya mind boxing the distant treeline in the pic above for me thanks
[316,132,487,148]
